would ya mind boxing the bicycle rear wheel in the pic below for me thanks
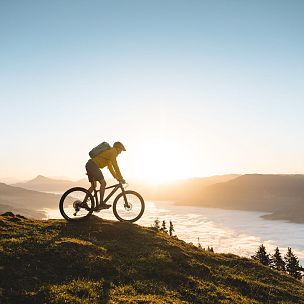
[59,187,95,221]
[113,190,145,222]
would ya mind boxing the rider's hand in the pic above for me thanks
[119,179,126,184]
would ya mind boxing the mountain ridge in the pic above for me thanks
[0,182,62,218]
[187,174,304,223]
[3,173,304,222]
[12,175,89,192]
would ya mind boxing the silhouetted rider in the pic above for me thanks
[85,141,126,210]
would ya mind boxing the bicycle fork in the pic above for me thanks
[121,186,130,209]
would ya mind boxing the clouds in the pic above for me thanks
[45,201,304,264]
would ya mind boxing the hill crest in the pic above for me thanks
[0,214,303,303]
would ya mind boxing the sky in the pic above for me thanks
[1,0,304,183]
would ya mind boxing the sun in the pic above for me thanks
[133,140,193,185]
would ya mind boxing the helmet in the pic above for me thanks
[113,141,126,151]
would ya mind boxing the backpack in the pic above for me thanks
[89,142,111,158]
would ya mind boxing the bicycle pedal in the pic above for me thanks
[94,204,111,211]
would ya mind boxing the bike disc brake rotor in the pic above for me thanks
[124,202,132,211]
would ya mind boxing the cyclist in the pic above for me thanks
[85,141,126,210]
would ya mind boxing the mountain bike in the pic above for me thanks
[59,181,145,223]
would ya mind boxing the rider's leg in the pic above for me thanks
[85,159,104,199]
[88,180,96,194]
[98,179,106,204]
[83,180,96,203]
[94,179,110,210]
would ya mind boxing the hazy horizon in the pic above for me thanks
[2,171,304,187]
[1,172,237,184]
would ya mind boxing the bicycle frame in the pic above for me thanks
[92,183,127,206]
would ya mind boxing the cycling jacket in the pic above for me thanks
[92,147,124,180]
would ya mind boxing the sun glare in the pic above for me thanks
[135,141,193,185]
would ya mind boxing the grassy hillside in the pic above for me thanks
[1,214,304,303]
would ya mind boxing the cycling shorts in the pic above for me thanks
[85,159,104,183]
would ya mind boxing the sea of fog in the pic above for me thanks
[44,200,304,265]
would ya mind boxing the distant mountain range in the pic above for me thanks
[134,174,304,223]
[177,174,304,223]
[132,174,240,202]
[10,174,240,199]
[2,174,304,223]
[1,174,240,219]
[12,175,90,192]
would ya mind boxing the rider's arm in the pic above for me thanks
[107,163,118,180]
[108,158,123,181]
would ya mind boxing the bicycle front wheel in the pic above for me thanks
[59,187,95,221]
[113,190,145,222]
